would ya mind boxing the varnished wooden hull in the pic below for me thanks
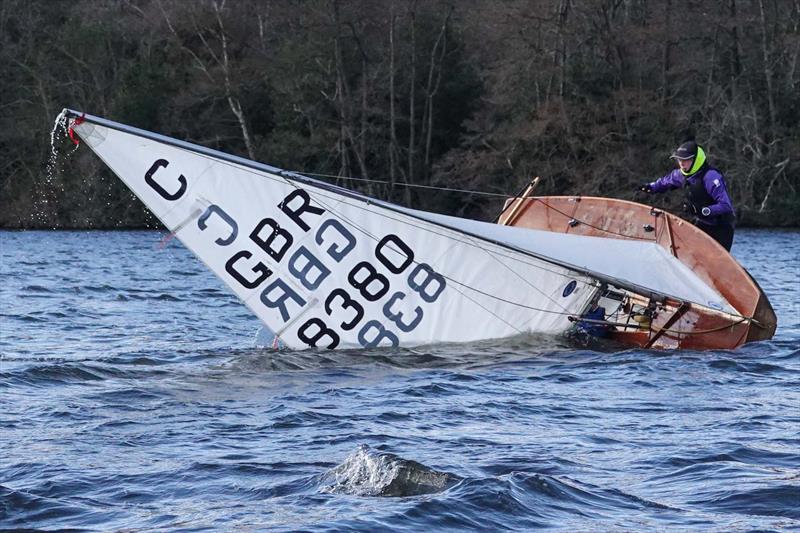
[499,196,777,349]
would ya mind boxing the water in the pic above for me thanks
[1,228,798,531]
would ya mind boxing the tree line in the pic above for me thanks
[1,0,797,229]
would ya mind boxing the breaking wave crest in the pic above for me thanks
[321,445,460,497]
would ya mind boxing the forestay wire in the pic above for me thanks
[62,110,753,332]
[274,171,755,330]
[289,171,511,198]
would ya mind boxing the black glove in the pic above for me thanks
[639,183,652,193]
[682,202,697,215]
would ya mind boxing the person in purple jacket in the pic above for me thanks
[640,140,736,251]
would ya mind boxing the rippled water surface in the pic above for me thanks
[1,229,798,531]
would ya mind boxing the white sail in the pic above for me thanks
[291,188,733,313]
[68,110,736,348]
[69,112,602,349]
[386,209,735,313]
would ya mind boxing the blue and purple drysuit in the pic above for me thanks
[646,146,736,250]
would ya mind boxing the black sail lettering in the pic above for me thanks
[198,204,238,246]
[315,219,356,262]
[288,246,331,291]
[225,250,272,289]
[260,279,306,322]
[297,318,340,349]
[144,159,187,201]
[375,234,414,274]
[250,218,293,262]
[279,189,324,232]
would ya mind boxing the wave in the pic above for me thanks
[0,484,89,529]
[316,450,684,530]
[20,285,54,293]
[691,485,800,520]
[320,445,460,497]
[664,445,800,469]
[0,359,169,388]
[0,364,108,387]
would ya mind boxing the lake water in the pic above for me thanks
[1,228,798,531]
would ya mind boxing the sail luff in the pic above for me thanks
[63,109,663,299]
[67,110,605,349]
[64,109,735,325]
[286,180,733,314]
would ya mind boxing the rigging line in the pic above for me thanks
[448,239,596,289]
[303,179,674,300]
[346,208,708,320]
[306,185,597,285]
[288,170,512,198]
[533,198,656,241]
[298,187,584,319]
[458,231,575,314]
[290,183,739,320]
[444,228,576,314]
[73,113,737,319]
[307,185,598,303]
[290,184,528,333]
[573,315,750,336]
[447,281,581,316]
[650,316,750,336]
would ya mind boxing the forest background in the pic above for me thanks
[1,0,798,229]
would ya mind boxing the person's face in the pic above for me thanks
[677,158,693,172]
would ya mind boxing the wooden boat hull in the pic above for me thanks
[499,195,777,349]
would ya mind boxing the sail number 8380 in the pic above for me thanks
[297,235,446,349]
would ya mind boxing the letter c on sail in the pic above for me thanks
[198,204,238,246]
[145,159,187,201]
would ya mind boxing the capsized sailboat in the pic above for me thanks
[61,110,775,350]
[498,192,776,349]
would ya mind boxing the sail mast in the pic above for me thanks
[63,109,729,315]
[61,111,621,290]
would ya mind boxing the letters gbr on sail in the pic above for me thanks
[69,112,600,349]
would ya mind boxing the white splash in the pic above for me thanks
[38,110,82,227]
[322,445,399,497]
[320,444,458,497]
[49,109,69,161]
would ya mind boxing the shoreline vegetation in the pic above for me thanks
[2,1,798,230]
